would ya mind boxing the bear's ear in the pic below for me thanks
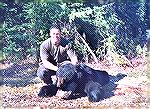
[84,81,94,93]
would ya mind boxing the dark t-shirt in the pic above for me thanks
[40,37,76,66]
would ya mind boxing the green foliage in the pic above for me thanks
[2,2,147,62]
[1,0,84,4]
[68,3,146,59]
[2,3,73,62]
[68,4,123,59]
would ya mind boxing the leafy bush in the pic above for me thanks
[2,3,70,62]
[68,2,147,59]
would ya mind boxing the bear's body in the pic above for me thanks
[76,64,109,86]
[56,61,109,102]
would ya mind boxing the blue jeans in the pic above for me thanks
[37,65,56,85]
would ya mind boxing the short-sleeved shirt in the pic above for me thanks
[40,37,76,66]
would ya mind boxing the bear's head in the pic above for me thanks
[84,81,104,102]
[56,61,78,88]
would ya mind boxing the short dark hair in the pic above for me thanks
[49,23,61,31]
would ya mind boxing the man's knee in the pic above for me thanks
[37,65,56,84]
[37,65,45,79]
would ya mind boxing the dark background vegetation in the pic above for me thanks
[0,0,149,63]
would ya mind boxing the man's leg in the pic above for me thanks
[37,65,56,85]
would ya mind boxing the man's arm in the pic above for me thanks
[42,59,58,71]
[67,49,78,65]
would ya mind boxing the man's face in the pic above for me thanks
[50,28,61,45]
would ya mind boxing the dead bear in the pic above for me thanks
[56,61,109,102]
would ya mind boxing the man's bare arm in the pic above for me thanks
[42,59,58,71]
[70,56,78,65]
[67,50,78,65]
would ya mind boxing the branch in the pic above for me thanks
[77,32,98,64]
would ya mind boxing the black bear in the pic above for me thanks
[56,61,109,102]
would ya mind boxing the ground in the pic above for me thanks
[0,55,150,109]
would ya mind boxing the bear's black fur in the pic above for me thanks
[38,84,58,97]
[84,81,104,102]
[56,61,109,102]
[76,63,109,86]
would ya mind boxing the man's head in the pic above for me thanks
[49,26,61,46]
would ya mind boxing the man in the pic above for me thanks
[37,25,78,85]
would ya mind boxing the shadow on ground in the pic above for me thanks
[1,62,40,87]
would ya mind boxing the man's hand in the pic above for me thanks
[56,90,72,99]
[67,49,78,65]
[42,59,58,71]
[62,91,72,99]
[70,56,78,65]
